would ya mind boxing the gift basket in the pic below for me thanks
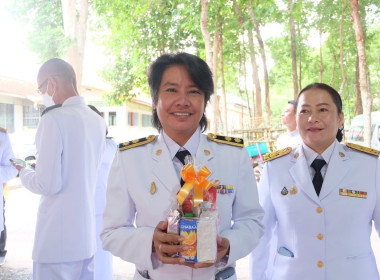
[167,156,220,263]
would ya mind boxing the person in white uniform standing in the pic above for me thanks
[12,58,106,280]
[276,100,301,149]
[249,82,380,280]
[101,52,264,280]
[89,105,118,280]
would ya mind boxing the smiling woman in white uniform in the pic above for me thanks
[101,52,264,280]
[249,83,380,280]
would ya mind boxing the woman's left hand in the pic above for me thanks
[184,235,230,269]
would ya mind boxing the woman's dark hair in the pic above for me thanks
[147,52,214,132]
[297,82,344,142]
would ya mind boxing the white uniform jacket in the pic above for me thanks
[0,130,18,231]
[101,133,264,280]
[95,137,117,280]
[250,141,380,280]
[19,96,106,263]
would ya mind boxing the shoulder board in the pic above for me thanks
[263,147,292,162]
[0,127,7,133]
[41,104,62,116]
[207,133,244,147]
[119,135,156,151]
[346,142,380,157]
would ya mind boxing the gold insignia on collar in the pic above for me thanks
[119,135,156,151]
[150,182,157,194]
[346,143,380,157]
[281,187,288,195]
[339,152,345,157]
[156,149,162,156]
[294,152,299,159]
[204,149,210,155]
[264,147,292,162]
[207,133,244,148]
[290,186,298,195]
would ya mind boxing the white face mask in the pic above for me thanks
[42,81,56,107]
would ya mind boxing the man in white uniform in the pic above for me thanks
[276,100,301,149]
[12,58,106,279]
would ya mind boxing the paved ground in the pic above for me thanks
[0,179,379,279]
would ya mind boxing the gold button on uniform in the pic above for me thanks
[316,207,323,213]
[317,233,324,240]
[317,261,324,268]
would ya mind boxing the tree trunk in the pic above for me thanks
[350,0,372,147]
[289,0,299,99]
[219,32,228,135]
[329,55,337,85]
[61,0,89,91]
[200,0,218,133]
[248,5,271,126]
[239,38,252,124]
[200,0,212,68]
[319,26,324,82]
[212,31,220,133]
[233,0,253,125]
[354,55,363,116]
[339,0,348,94]
[248,28,262,126]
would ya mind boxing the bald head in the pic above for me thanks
[37,58,79,104]
[38,58,77,89]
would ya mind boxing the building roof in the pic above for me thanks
[0,75,40,102]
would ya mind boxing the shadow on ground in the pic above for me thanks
[0,267,32,280]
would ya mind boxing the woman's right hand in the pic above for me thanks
[153,220,189,264]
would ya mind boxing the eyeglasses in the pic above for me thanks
[37,79,48,94]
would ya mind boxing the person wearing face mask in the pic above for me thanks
[11,58,106,280]
[249,83,380,280]
[101,52,264,280]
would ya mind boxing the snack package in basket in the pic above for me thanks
[167,156,219,263]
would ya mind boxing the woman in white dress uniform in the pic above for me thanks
[101,52,264,280]
[250,83,380,280]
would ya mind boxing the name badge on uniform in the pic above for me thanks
[339,188,367,199]
[216,185,234,194]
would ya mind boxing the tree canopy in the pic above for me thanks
[5,0,380,129]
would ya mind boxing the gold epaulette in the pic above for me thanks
[263,147,292,162]
[207,133,244,148]
[346,143,380,157]
[119,135,156,151]
[0,127,7,133]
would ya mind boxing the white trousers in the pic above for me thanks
[33,256,94,280]
[94,214,113,280]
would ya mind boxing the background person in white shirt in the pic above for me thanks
[276,100,301,149]
[12,58,106,280]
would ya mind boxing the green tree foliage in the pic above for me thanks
[5,0,380,125]
[5,0,67,62]
[92,0,203,103]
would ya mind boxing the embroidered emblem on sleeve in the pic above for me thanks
[207,133,244,147]
[263,147,292,162]
[119,135,156,151]
[346,143,380,157]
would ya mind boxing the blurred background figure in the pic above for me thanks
[276,100,301,149]
[89,105,118,280]
[12,58,106,280]
[0,127,18,266]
